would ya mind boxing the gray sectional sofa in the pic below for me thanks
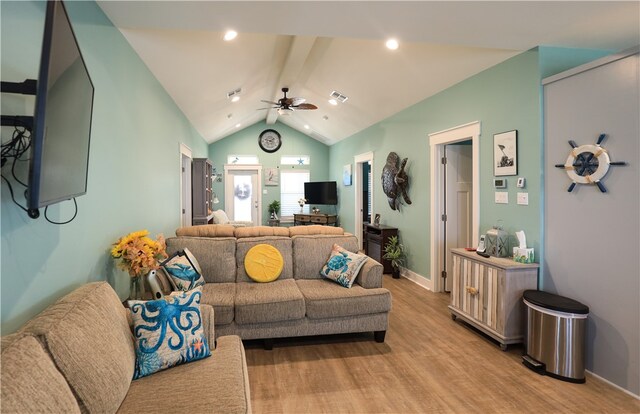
[166,225,392,347]
[1,282,251,413]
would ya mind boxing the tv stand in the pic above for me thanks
[293,213,337,226]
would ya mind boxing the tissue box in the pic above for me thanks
[513,247,534,263]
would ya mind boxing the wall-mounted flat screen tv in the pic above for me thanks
[27,0,94,217]
[304,181,337,205]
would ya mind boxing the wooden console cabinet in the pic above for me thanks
[448,248,538,350]
[192,158,214,225]
[293,214,337,226]
[363,224,398,274]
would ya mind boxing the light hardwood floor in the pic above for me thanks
[244,276,640,413]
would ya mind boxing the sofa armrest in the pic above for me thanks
[355,258,384,289]
[200,304,216,348]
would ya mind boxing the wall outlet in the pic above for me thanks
[517,192,529,205]
[495,192,508,204]
[263,189,268,194]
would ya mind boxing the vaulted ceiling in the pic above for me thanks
[97,1,639,145]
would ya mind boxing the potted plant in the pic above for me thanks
[383,235,405,279]
[268,200,280,219]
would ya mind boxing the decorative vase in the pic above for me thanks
[299,205,304,213]
[129,275,143,300]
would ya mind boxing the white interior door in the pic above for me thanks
[179,144,192,227]
[442,144,473,291]
[354,152,374,250]
[224,165,262,225]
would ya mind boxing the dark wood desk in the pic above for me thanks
[363,223,398,274]
[294,214,337,226]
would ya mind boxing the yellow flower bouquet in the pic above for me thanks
[111,230,168,277]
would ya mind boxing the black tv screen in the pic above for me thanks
[304,181,337,205]
[27,0,94,214]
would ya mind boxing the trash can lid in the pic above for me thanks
[523,290,589,314]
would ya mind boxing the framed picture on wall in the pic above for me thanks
[343,164,352,186]
[494,130,518,176]
[265,167,279,186]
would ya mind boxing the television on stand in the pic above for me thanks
[1,0,94,219]
[304,181,338,205]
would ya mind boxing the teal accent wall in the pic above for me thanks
[208,121,330,222]
[329,47,610,281]
[1,1,208,333]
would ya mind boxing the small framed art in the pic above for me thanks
[494,130,518,176]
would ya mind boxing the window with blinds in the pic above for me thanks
[280,170,310,219]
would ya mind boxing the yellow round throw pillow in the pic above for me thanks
[244,244,284,283]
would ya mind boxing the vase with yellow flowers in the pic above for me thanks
[111,230,168,300]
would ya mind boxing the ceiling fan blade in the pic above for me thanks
[290,97,306,106]
[261,100,280,105]
[293,103,318,110]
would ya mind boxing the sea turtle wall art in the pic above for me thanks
[381,152,412,211]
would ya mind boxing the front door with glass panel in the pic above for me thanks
[224,167,261,226]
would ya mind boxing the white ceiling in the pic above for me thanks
[97,1,640,145]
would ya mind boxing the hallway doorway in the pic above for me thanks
[429,122,480,292]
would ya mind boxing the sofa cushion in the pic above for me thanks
[289,225,345,236]
[235,225,290,238]
[118,335,251,414]
[292,235,359,279]
[321,244,369,288]
[167,237,237,283]
[245,244,284,283]
[201,283,236,325]
[130,288,211,379]
[175,224,236,238]
[161,248,205,291]
[1,333,80,413]
[236,237,293,282]
[235,279,305,324]
[296,279,392,319]
[19,282,135,413]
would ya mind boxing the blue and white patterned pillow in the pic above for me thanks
[161,248,205,291]
[320,244,369,288]
[129,287,210,379]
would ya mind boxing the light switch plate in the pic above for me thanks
[517,192,529,205]
[263,189,268,194]
[495,192,508,204]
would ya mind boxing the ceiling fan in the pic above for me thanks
[259,87,318,113]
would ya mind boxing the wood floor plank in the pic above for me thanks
[244,277,640,413]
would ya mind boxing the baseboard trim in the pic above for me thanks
[399,267,433,291]
[585,370,640,400]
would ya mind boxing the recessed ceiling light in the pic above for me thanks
[223,30,238,41]
[385,38,399,50]
[231,96,240,103]
[304,124,310,130]
[328,99,338,106]
[323,115,329,121]
[235,123,241,128]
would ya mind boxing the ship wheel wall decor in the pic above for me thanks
[554,133,627,193]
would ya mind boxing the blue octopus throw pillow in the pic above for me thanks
[320,244,369,288]
[129,287,211,379]
[161,248,205,291]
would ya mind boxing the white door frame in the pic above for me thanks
[354,151,374,250]
[179,143,192,226]
[429,121,480,292]
[223,164,263,225]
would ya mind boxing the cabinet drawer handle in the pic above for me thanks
[465,286,478,296]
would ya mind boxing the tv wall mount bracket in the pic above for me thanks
[1,79,37,131]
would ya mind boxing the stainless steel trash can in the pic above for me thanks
[522,290,589,383]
